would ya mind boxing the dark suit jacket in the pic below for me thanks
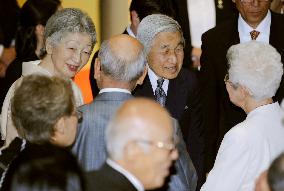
[0,0,19,47]
[133,68,204,188]
[200,11,284,172]
[86,163,138,191]
[170,0,237,69]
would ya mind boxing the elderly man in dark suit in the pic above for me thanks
[200,0,284,173]
[73,33,197,191]
[89,0,175,98]
[86,98,179,191]
[134,14,204,189]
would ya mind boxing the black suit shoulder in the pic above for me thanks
[86,163,138,191]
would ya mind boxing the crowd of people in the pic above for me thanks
[0,0,284,191]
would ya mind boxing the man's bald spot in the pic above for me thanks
[109,34,144,62]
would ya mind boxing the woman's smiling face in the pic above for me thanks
[49,32,92,78]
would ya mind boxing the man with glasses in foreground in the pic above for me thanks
[200,0,284,173]
[86,98,179,191]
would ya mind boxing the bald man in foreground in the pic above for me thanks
[86,98,178,191]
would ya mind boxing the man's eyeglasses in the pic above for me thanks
[134,140,177,152]
[240,0,269,3]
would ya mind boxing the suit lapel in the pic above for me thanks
[133,75,156,99]
[166,72,188,119]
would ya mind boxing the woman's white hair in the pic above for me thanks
[227,41,283,101]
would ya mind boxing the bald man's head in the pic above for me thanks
[109,34,143,62]
[97,34,146,82]
[105,98,178,189]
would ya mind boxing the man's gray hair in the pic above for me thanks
[227,41,283,101]
[44,8,97,49]
[98,39,146,82]
[136,14,184,54]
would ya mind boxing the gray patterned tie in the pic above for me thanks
[155,78,166,106]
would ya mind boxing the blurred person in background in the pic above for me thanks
[1,0,62,109]
[0,0,19,77]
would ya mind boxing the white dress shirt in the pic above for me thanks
[187,0,216,48]
[147,67,169,96]
[238,11,271,43]
[107,159,144,191]
[201,102,284,191]
[99,88,131,94]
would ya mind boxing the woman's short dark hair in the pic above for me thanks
[15,0,61,59]
[11,75,74,144]
[0,143,85,191]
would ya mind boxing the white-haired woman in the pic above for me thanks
[201,41,284,191]
[1,8,97,147]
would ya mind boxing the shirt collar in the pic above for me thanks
[238,11,271,43]
[99,88,131,94]
[126,25,136,38]
[107,159,144,191]
[147,66,169,95]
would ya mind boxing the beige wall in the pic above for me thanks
[101,0,129,41]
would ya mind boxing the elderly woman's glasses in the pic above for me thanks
[224,74,238,89]
[224,74,229,83]
[240,0,269,3]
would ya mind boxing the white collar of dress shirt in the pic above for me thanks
[238,10,271,43]
[147,66,169,95]
[99,88,131,94]
[187,0,216,47]
[126,25,136,38]
[247,102,278,118]
[106,159,144,191]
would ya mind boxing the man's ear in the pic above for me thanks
[240,85,253,97]
[136,67,148,85]
[94,58,101,80]
[232,0,236,3]
[124,142,142,162]
[54,117,65,136]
